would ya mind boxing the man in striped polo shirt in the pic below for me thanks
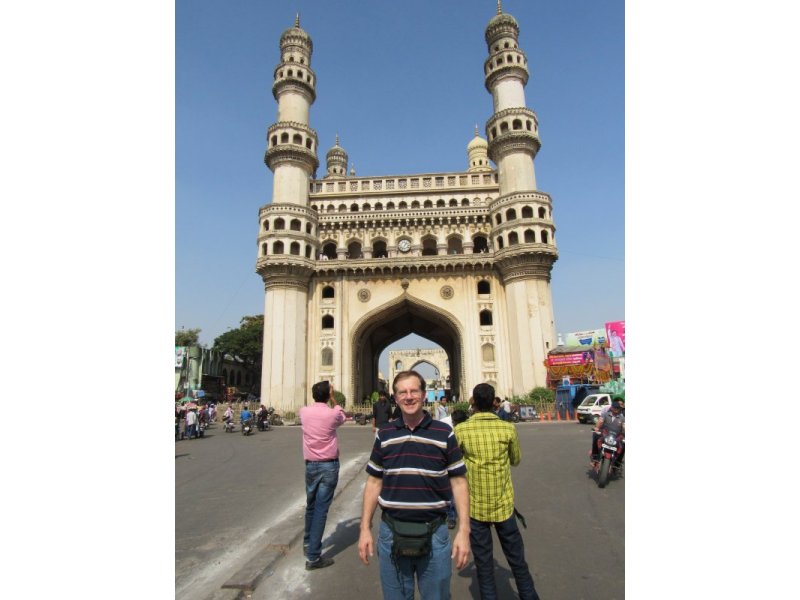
[358,370,470,599]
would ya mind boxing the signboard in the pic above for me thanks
[548,352,591,366]
[564,329,607,347]
[175,346,187,368]
[605,320,626,357]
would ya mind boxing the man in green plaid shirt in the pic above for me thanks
[454,383,540,600]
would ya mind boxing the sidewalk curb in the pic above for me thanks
[217,455,368,596]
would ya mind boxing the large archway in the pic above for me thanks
[350,295,465,405]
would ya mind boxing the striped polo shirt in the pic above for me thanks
[366,411,467,522]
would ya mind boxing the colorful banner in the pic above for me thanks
[564,329,607,347]
[547,352,592,366]
[605,321,626,357]
[175,346,187,368]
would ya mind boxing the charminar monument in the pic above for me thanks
[257,3,558,414]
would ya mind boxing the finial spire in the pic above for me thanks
[335,133,340,146]
[497,1,502,15]
[474,124,479,136]
[295,13,300,27]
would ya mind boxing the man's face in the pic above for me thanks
[393,375,425,419]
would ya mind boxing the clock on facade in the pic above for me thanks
[398,239,411,253]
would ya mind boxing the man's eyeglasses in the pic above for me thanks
[396,390,423,399]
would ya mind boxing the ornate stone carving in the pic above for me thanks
[357,288,371,302]
[440,285,454,300]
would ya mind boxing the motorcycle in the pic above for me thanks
[241,418,253,436]
[591,429,624,488]
[257,407,274,431]
[223,418,235,433]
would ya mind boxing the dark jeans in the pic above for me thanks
[470,516,539,600]
[303,459,339,562]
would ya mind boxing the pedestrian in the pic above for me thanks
[454,383,540,600]
[299,380,345,570]
[435,397,448,420]
[185,407,198,439]
[358,370,471,599]
[372,390,392,433]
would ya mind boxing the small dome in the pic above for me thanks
[280,15,313,50]
[326,134,347,160]
[468,128,488,151]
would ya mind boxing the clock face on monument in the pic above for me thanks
[398,239,411,253]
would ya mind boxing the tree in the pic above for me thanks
[213,315,264,393]
[175,328,201,347]
[527,386,554,404]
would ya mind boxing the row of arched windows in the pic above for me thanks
[495,229,550,248]
[495,205,549,224]
[263,218,314,234]
[489,117,536,140]
[269,131,315,151]
[313,197,475,213]
[486,52,526,73]
[275,66,314,86]
[319,310,492,330]
[261,241,314,258]
[319,281,491,300]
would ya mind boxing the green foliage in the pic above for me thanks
[370,391,380,404]
[213,315,264,392]
[449,402,471,414]
[175,328,201,347]
[213,315,263,362]
[334,390,347,408]
[527,386,554,404]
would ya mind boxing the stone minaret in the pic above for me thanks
[484,2,559,392]
[256,15,320,412]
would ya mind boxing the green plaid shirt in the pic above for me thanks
[454,412,520,522]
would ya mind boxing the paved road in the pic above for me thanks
[176,420,624,600]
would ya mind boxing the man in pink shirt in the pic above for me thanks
[299,380,346,570]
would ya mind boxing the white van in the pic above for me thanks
[576,393,613,424]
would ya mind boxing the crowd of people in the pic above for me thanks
[175,393,278,439]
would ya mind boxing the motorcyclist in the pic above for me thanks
[240,406,253,430]
[590,399,625,466]
[256,405,269,431]
[223,405,234,430]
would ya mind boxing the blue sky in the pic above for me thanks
[176,0,624,375]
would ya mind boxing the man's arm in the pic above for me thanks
[358,475,383,565]
[449,475,471,570]
[509,429,521,467]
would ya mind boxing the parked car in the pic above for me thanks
[576,393,613,424]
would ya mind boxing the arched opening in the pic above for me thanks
[424,200,433,208]
[351,296,464,406]
[322,315,334,329]
[275,218,285,230]
[541,230,549,244]
[321,347,333,367]
[273,241,284,254]
[321,241,337,260]
[290,219,301,231]
[539,207,547,218]
[506,208,517,221]
[322,285,335,299]
[372,240,388,259]
[447,236,463,255]
[479,310,493,326]
[524,229,536,243]
[477,280,490,294]
[522,206,533,219]
[421,236,438,256]
[509,231,519,245]
[472,235,489,253]
[290,241,300,255]
[347,240,363,259]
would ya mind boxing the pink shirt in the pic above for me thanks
[299,402,346,461]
